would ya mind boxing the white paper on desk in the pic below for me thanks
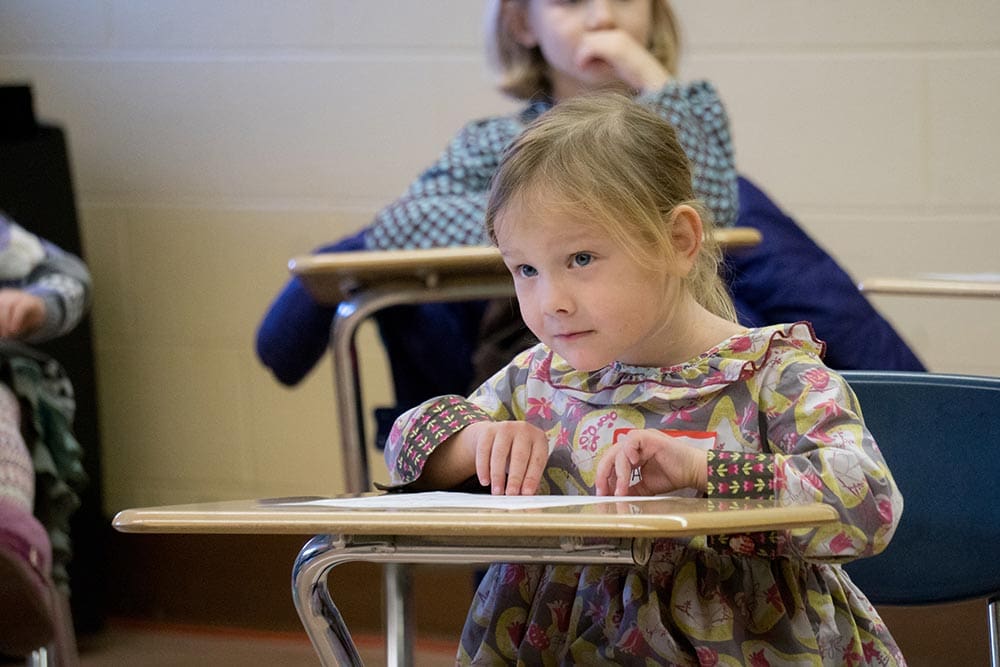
[285,491,668,511]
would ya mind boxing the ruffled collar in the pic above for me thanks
[533,322,825,406]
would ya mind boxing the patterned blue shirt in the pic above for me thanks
[366,81,738,251]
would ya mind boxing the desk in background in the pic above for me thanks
[113,494,836,667]
[859,273,1000,299]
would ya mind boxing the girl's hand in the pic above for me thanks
[464,420,550,496]
[0,289,46,339]
[594,429,708,497]
[577,30,671,94]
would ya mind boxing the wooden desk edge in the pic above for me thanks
[112,500,837,538]
[289,229,762,305]
[859,277,1000,298]
[714,227,762,249]
[289,247,510,305]
[290,230,762,278]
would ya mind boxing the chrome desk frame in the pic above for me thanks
[328,279,514,666]
[292,533,646,667]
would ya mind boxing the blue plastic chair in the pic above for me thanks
[840,371,1000,667]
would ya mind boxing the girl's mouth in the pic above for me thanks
[554,330,592,341]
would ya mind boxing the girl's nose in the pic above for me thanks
[585,0,616,30]
[541,278,574,316]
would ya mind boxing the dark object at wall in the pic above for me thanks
[0,83,107,633]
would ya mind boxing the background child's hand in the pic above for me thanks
[595,429,707,497]
[463,420,549,496]
[577,30,671,94]
[0,289,46,339]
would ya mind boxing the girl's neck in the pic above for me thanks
[652,294,745,368]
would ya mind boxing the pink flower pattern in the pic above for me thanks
[526,623,550,650]
[526,396,553,420]
[547,599,570,633]
[695,646,720,666]
[616,626,648,656]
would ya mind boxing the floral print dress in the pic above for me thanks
[384,323,905,666]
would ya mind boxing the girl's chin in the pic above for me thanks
[553,350,612,373]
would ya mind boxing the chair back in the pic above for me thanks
[840,370,1000,605]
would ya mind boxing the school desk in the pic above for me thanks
[112,493,836,667]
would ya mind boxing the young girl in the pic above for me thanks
[383,94,905,666]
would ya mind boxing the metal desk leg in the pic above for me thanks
[327,281,519,667]
[26,648,48,667]
[292,534,364,667]
[292,533,647,667]
[989,595,999,667]
[383,563,412,667]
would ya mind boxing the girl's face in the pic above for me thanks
[513,0,657,101]
[494,198,691,371]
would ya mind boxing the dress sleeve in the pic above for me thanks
[364,117,523,251]
[382,347,537,488]
[745,360,902,563]
[638,80,739,228]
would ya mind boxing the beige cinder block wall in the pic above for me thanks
[1,1,998,512]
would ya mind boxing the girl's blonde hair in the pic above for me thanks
[485,93,736,321]
[485,0,681,100]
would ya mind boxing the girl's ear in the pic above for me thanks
[504,1,538,48]
[667,205,703,276]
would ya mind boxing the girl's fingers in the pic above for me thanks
[518,440,549,496]
[595,449,619,495]
[473,425,551,496]
[504,433,530,495]
[614,450,636,496]
[476,425,496,486]
[503,435,547,496]
[489,435,512,495]
[475,433,492,487]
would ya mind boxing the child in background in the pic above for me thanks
[257,0,741,394]
[384,95,905,666]
[255,0,922,417]
[0,211,90,658]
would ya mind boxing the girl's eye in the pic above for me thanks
[517,264,538,278]
[573,252,593,267]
